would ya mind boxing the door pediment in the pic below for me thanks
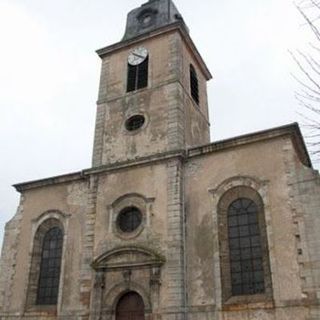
[92,246,165,270]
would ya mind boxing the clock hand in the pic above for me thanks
[133,53,145,59]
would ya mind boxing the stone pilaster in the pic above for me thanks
[165,158,186,318]
[80,175,99,319]
[166,33,185,152]
[282,139,320,313]
[92,57,110,168]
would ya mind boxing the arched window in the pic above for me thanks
[218,186,272,302]
[36,227,63,305]
[26,218,64,308]
[127,56,149,92]
[228,198,264,295]
[190,64,199,105]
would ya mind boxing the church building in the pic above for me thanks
[1,0,320,319]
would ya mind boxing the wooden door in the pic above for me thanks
[116,292,145,320]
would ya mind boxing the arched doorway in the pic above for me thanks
[116,291,145,320]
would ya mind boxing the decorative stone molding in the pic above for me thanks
[24,210,70,315]
[209,176,274,309]
[31,209,71,227]
[209,175,269,198]
[104,282,152,313]
[92,245,165,271]
[91,245,164,319]
[108,193,155,239]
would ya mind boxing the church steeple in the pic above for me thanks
[122,0,189,41]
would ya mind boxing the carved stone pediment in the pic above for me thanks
[92,246,165,271]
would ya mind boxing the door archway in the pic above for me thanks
[116,291,145,320]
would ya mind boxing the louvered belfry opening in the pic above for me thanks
[190,64,199,105]
[116,291,145,320]
[127,57,149,92]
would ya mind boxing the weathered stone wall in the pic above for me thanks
[92,158,186,318]
[283,138,320,320]
[184,134,319,319]
[92,30,210,167]
[180,35,210,146]
[0,179,93,319]
[0,197,24,314]
[1,133,320,320]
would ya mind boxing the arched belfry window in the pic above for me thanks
[36,227,63,305]
[26,217,64,308]
[127,56,149,92]
[218,186,272,303]
[190,64,199,105]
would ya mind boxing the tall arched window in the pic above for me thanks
[190,64,199,105]
[36,227,63,305]
[26,217,64,308]
[218,186,272,303]
[228,198,264,295]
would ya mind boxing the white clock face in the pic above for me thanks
[128,47,148,66]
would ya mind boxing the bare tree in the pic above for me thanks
[291,0,320,160]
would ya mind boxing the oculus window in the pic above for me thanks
[125,115,145,131]
[117,206,142,233]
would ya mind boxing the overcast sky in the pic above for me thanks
[0,0,315,249]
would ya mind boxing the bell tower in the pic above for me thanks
[92,0,212,167]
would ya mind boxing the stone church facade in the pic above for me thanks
[1,0,320,319]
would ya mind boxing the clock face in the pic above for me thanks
[128,47,148,66]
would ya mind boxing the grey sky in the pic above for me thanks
[0,0,314,248]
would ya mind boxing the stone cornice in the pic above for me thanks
[13,172,87,193]
[13,123,311,192]
[13,150,186,192]
[96,21,212,81]
[188,122,312,168]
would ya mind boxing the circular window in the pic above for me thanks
[117,207,142,233]
[138,9,157,27]
[125,115,145,132]
[142,14,152,25]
